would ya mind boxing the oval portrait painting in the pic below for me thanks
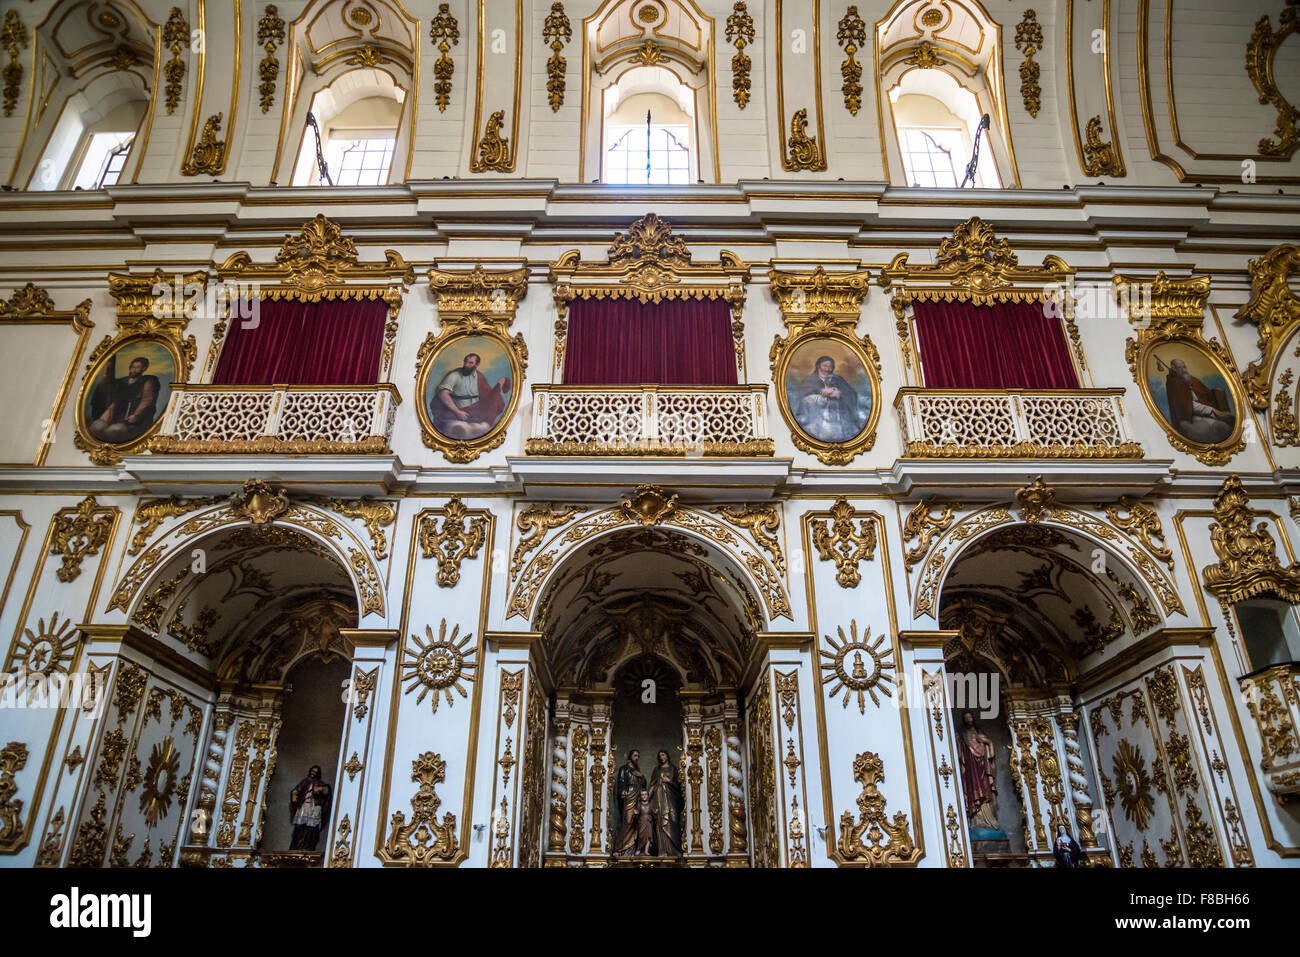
[783,339,874,444]
[423,335,515,440]
[1144,342,1237,447]
[81,338,177,447]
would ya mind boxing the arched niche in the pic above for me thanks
[578,0,720,183]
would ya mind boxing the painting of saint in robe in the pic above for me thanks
[785,341,872,444]
[1146,347,1236,446]
[83,340,176,446]
[425,336,514,440]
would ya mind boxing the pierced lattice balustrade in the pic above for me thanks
[149,384,400,453]
[526,384,773,455]
[895,388,1143,458]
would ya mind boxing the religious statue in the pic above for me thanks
[289,764,332,851]
[649,749,684,857]
[956,712,1006,839]
[612,749,648,855]
[634,789,654,856]
[1053,824,1083,868]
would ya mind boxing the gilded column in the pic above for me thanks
[588,697,609,854]
[706,726,723,855]
[547,716,568,856]
[724,715,748,854]
[568,725,587,855]
[681,692,705,854]
[1032,716,1068,839]
[1055,711,1098,847]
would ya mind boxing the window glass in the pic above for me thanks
[899,128,961,188]
[605,125,690,185]
[327,136,395,187]
[71,132,134,190]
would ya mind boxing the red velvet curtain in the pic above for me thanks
[212,298,387,386]
[562,297,738,385]
[912,299,1078,389]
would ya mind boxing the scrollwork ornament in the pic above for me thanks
[382,752,459,865]
[1082,115,1124,177]
[419,498,487,587]
[903,498,955,570]
[1237,244,1300,411]
[783,108,826,171]
[325,498,396,560]
[1245,3,1300,158]
[1203,474,1300,604]
[712,504,784,573]
[837,751,921,865]
[471,109,512,173]
[810,499,877,588]
[50,497,116,583]
[180,113,226,176]
[1105,496,1174,568]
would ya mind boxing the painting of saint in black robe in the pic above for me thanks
[789,349,870,443]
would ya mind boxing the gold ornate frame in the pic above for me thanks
[1117,273,1247,466]
[1236,244,1299,424]
[214,214,415,381]
[0,284,94,468]
[548,213,751,382]
[879,217,1085,388]
[417,265,530,463]
[1245,3,1299,159]
[73,269,202,466]
[768,266,880,465]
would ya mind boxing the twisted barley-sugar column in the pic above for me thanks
[1056,713,1098,847]
[725,721,748,853]
[547,719,568,853]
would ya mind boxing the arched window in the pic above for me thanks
[603,80,694,185]
[875,0,1019,189]
[889,72,1002,188]
[291,80,403,187]
[273,0,417,187]
[579,0,719,183]
[30,93,146,191]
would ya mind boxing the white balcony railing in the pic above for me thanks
[895,388,1143,458]
[526,384,774,455]
[1239,664,1300,802]
[149,384,400,453]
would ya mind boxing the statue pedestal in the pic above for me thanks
[971,837,1015,867]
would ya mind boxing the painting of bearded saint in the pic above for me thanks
[426,336,513,440]
[83,340,176,445]
[1146,346,1236,446]
[786,341,872,444]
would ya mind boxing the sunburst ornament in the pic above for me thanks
[820,620,895,713]
[11,613,77,701]
[1113,738,1155,831]
[139,736,181,827]
[401,620,476,713]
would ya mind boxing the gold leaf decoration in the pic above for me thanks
[1014,9,1043,118]
[430,3,460,112]
[257,5,285,113]
[162,7,189,116]
[836,6,866,115]
[725,2,755,109]
[542,3,571,112]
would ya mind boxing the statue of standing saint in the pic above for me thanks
[649,749,684,857]
[612,749,648,855]
[956,712,1006,840]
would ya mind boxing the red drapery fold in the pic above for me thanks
[912,299,1078,389]
[561,297,738,386]
[212,298,387,386]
